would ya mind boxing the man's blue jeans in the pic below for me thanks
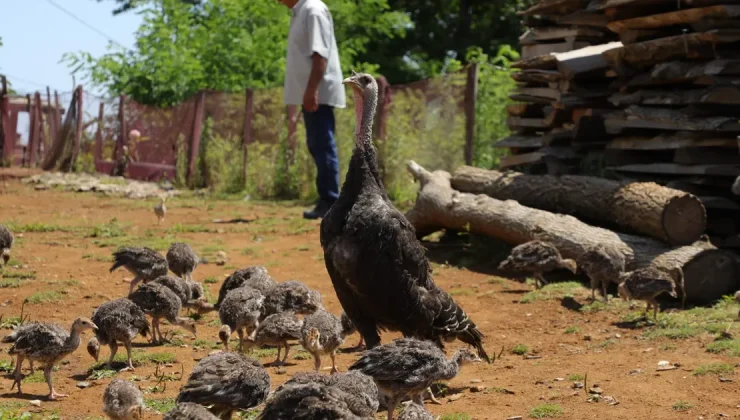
[302,105,340,204]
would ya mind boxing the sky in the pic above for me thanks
[1,0,142,143]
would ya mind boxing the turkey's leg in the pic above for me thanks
[10,354,24,393]
[121,341,135,372]
[45,365,66,400]
[423,386,442,405]
[281,341,291,364]
[535,272,548,289]
[127,276,142,296]
[107,341,119,369]
[601,280,609,303]
[29,361,35,375]
[312,353,321,371]
[151,318,161,345]
[386,396,400,420]
[330,350,338,374]
[236,328,244,353]
[273,344,282,366]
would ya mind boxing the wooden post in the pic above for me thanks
[0,76,6,163]
[188,91,206,185]
[46,87,55,151]
[287,105,299,166]
[464,63,479,166]
[242,88,254,188]
[54,91,62,147]
[26,94,36,168]
[70,86,84,171]
[35,92,46,165]
[116,95,127,163]
[95,102,104,162]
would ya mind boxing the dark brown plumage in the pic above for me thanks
[176,352,270,420]
[167,242,200,282]
[262,280,323,319]
[300,309,345,374]
[0,224,13,267]
[164,403,219,420]
[618,267,681,319]
[216,266,274,308]
[276,370,380,417]
[110,247,168,295]
[88,298,150,371]
[320,73,488,363]
[260,382,374,420]
[128,282,196,344]
[498,240,577,289]
[578,244,626,302]
[243,311,303,365]
[102,378,145,420]
[398,403,434,420]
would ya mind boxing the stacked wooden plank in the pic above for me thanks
[502,0,621,172]
[500,0,740,250]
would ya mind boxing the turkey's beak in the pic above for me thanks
[342,76,361,90]
[91,322,99,332]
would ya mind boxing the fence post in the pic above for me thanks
[95,102,104,162]
[187,91,206,185]
[0,76,6,164]
[46,87,55,152]
[464,62,479,166]
[54,91,62,146]
[242,88,254,189]
[26,94,36,168]
[116,95,127,164]
[34,92,46,166]
[69,86,83,172]
[287,105,298,166]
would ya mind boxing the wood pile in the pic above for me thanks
[501,0,740,251]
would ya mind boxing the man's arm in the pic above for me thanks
[303,52,327,112]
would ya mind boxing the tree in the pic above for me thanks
[355,0,535,83]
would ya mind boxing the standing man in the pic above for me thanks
[278,0,346,219]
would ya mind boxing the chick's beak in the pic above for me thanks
[91,322,99,331]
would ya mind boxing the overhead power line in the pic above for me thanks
[44,0,129,50]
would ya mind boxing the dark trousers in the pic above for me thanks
[302,105,340,203]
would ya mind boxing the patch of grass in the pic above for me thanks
[90,351,176,370]
[249,347,278,358]
[89,218,126,238]
[530,403,564,418]
[487,277,505,285]
[167,224,215,234]
[24,291,63,304]
[512,344,529,355]
[439,414,470,420]
[448,288,475,297]
[643,295,738,340]
[660,343,677,351]
[7,222,78,233]
[693,363,734,376]
[2,271,36,280]
[0,359,13,373]
[22,371,45,383]
[643,325,701,340]
[520,282,584,303]
[0,317,24,329]
[193,339,221,350]
[580,300,607,313]
[145,397,176,413]
[44,279,80,287]
[204,276,219,284]
[292,348,311,361]
[564,326,580,334]
[672,401,693,411]
[88,368,117,380]
[0,280,21,288]
[486,387,512,394]
[82,253,113,263]
[235,409,261,419]
[591,339,616,349]
[706,339,740,357]
[567,374,584,381]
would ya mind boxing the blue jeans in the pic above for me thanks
[302,105,339,203]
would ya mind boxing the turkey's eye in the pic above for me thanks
[362,76,369,84]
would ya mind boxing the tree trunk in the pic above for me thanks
[406,161,738,304]
[450,166,707,246]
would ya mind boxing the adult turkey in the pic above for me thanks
[320,72,490,362]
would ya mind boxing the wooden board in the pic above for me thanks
[520,27,605,45]
[494,135,546,149]
[507,116,553,130]
[625,59,740,88]
[607,5,740,32]
[511,70,562,84]
[500,147,580,169]
[699,196,740,210]
[519,0,590,16]
[522,41,591,60]
[512,54,558,70]
[556,10,611,27]
[607,133,740,150]
[604,105,740,133]
[610,162,740,177]
[553,41,623,79]
[674,147,740,165]
[512,87,562,101]
[610,86,740,106]
[506,103,546,117]
[588,0,740,11]
[602,30,740,70]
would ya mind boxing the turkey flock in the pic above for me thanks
[0,72,733,419]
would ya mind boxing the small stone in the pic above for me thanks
[76,381,91,389]
[583,335,592,341]
[718,413,728,418]
[589,386,603,395]
[572,382,584,389]
[554,378,565,381]
[469,379,483,384]
[506,417,523,420]
[657,360,671,367]
[629,368,643,375]
[29,400,41,407]
[603,396,619,406]
[447,393,464,402]
[719,377,733,383]
[165,363,174,367]
[470,386,485,393]
[615,333,621,338]
[275,367,287,375]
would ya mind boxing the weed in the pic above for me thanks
[24,291,63,304]
[292,348,311,361]
[167,224,215,234]
[2,271,36,280]
[145,398,176,413]
[439,414,470,420]
[567,374,584,381]
[564,326,580,335]
[672,401,693,411]
[643,296,737,340]
[0,316,24,329]
[487,277,505,285]
[89,219,126,238]
[0,280,21,288]
[693,363,734,376]
[706,339,740,357]
[512,344,529,355]
[249,347,278,358]
[204,276,219,284]
[88,368,117,380]
[0,359,13,373]
[449,288,475,297]
[90,351,176,371]
[529,403,564,418]
[82,254,113,263]
[22,371,45,383]
[6,222,77,233]
[235,409,261,419]
[520,282,584,303]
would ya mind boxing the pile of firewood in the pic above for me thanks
[500,0,740,250]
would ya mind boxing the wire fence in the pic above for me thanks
[0,65,509,203]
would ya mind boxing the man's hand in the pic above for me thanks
[303,86,319,112]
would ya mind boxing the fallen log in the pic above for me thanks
[405,161,737,305]
[449,166,706,246]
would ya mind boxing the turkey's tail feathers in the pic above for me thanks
[433,293,491,363]
[110,249,136,273]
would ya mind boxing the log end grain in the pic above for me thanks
[662,194,707,246]
[683,249,738,305]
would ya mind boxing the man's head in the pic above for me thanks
[276,0,299,8]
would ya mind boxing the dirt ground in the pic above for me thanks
[0,174,738,420]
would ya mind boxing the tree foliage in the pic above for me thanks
[70,0,408,107]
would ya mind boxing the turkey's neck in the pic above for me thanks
[441,351,465,379]
[64,325,84,352]
[344,87,381,195]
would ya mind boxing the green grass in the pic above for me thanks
[6,222,79,233]
[193,339,222,350]
[145,397,176,414]
[1,271,36,280]
[90,351,176,371]
[0,280,21,288]
[0,317,24,329]
[439,414,470,420]
[642,295,738,341]
[22,371,45,383]
[235,409,261,419]
[672,401,693,411]
[512,344,529,355]
[564,326,580,334]
[530,403,564,418]
[24,291,63,304]
[520,282,584,304]
[88,368,117,380]
[88,218,126,238]
[249,347,278,358]
[0,360,13,373]
[706,339,740,357]
[567,374,585,381]
[82,254,113,263]
[167,224,215,234]
[204,276,219,284]
[693,363,734,376]
[448,288,475,297]
[292,347,311,360]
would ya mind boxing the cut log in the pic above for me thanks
[520,27,606,45]
[523,41,591,60]
[450,165,707,246]
[495,135,545,149]
[611,162,740,176]
[607,133,739,150]
[511,70,562,84]
[588,0,740,11]
[554,41,623,79]
[556,10,611,27]
[499,147,580,169]
[406,161,737,304]
[608,5,740,32]
[512,55,558,71]
[625,60,740,88]
[604,105,740,133]
[609,86,740,106]
[519,0,590,16]
[674,147,740,165]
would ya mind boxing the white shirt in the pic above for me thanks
[283,0,346,108]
